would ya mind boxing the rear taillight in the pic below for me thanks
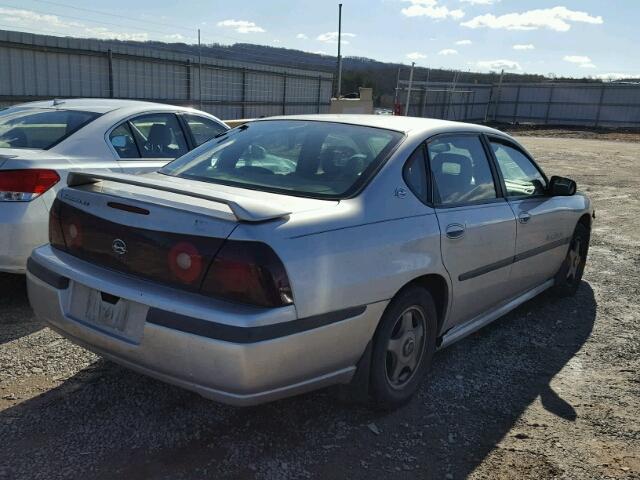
[201,240,293,308]
[0,169,60,201]
[48,197,292,308]
[48,198,66,250]
[168,242,203,284]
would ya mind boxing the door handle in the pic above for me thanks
[445,223,466,239]
[518,212,532,224]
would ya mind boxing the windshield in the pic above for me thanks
[0,108,100,150]
[160,120,404,199]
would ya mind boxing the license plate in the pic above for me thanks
[85,289,130,333]
[68,283,146,343]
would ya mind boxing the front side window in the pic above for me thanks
[184,114,227,146]
[160,120,403,198]
[490,141,547,197]
[0,108,99,149]
[427,135,497,206]
[129,113,188,159]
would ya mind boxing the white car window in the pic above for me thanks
[0,108,99,150]
[129,113,189,159]
[109,123,139,159]
[184,114,227,146]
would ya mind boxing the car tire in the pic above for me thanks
[552,222,590,297]
[369,286,437,410]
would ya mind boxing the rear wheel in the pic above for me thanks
[369,286,437,410]
[553,223,590,297]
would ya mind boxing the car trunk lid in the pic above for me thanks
[53,170,337,292]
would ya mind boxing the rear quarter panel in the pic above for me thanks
[230,141,449,320]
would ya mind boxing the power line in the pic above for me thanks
[31,0,194,32]
[25,0,335,67]
[0,3,189,39]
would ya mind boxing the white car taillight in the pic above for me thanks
[0,169,60,201]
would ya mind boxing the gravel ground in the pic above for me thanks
[1,135,638,479]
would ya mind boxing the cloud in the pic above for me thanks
[314,50,328,55]
[460,0,499,4]
[401,0,465,20]
[461,6,603,31]
[217,19,265,34]
[296,33,308,40]
[0,7,150,41]
[406,52,427,60]
[563,55,596,68]
[564,55,591,64]
[316,31,356,44]
[475,59,522,71]
[595,73,633,81]
[513,44,534,50]
[438,48,458,55]
[455,39,472,45]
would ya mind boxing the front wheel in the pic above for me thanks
[552,222,590,296]
[369,286,437,410]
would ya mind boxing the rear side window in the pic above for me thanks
[109,123,139,159]
[0,108,99,150]
[427,135,497,206]
[403,146,429,204]
[129,113,189,159]
[490,141,547,197]
[184,114,227,146]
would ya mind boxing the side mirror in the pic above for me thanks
[549,176,577,196]
[111,135,128,149]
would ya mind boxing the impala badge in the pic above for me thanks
[112,239,127,255]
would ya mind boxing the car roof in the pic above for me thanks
[12,98,197,115]
[258,114,508,137]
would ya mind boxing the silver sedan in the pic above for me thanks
[0,99,227,273]
[26,115,592,409]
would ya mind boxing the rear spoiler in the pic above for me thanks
[66,171,292,222]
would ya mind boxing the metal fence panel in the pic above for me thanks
[399,80,640,127]
[0,29,333,118]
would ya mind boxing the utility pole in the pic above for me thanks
[493,68,504,122]
[446,70,460,119]
[198,28,202,110]
[336,3,343,98]
[393,66,401,114]
[404,61,415,116]
[420,68,430,117]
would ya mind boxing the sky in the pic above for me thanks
[2,0,639,79]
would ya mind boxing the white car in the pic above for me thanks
[0,99,228,273]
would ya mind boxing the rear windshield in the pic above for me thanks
[0,108,100,150]
[159,120,404,199]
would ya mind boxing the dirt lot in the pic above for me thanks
[1,135,639,480]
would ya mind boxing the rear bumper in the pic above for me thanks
[26,245,386,406]
[0,198,49,273]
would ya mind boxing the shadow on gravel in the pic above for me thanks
[0,273,43,344]
[0,283,596,480]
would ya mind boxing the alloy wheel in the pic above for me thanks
[385,306,427,389]
[566,238,583,282]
